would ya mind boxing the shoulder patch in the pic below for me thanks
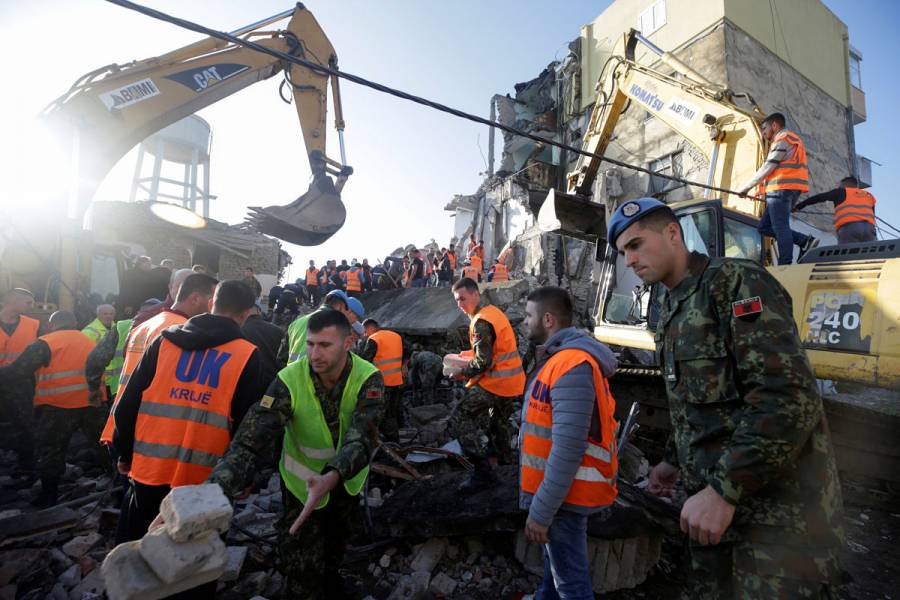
[366,388,383,399]
[732,296,763,319]
[259,395,275,409]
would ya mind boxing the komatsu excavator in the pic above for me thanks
[546,29,900,482]
[42,3,350,246]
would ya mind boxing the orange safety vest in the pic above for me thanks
[462,265,480,281]
[0,315,40,366]
[761,130,809,193]
[306,267,319,286]
[130,337,256,487]
[447,251,457,270]
[343,269,362,292]
[100,310,187,444]
[521,349,618,507]
[492,263,509,281]
[469,255,483,274]
[467,305,525,397]
[34,330,95,409]
[834,188,876,230]
[370,329,404,387]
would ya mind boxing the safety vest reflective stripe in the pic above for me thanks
[467,305,525,397]
[282,452,320,480]
[118,373,131,387]
[34,382,89,395]
[34,330,95,409]
[834,188,876,229]
[107,367,122,378]
[345,270,362,292]
[36,369,85,381]
[762,130,809,193]
[520,454,616,485]
[133,440,222,469]
[0,352,20,359]
[289,353,301,361]
[291,441,336,461]
[137,400,231,430]
[493,264,509,281]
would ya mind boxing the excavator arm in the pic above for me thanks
[567,29,766,218]
[42,4,348,245]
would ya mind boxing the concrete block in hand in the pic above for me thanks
[138,527,223,584]
[159,484,232,543]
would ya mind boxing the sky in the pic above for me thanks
[0,1,897,282]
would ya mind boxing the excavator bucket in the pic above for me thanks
[245,174,346,246]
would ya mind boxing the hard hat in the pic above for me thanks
[606,198,671,249]
[325,289,349,304]
[347,297,365,319]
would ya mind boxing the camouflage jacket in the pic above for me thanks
[0,339,50,407]
[85,327,118,393]
[461,307,495,378]
[209,354,385,499]
[657,252,843,577]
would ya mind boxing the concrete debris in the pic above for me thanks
[159,483,233,543]
[62,532,104,558]
[221,546,249,582]
[410,537,447,575]
[139,528,223,584]
[428,571,458,597]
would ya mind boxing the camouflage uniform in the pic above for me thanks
[408,350,443,405]
[85,325,118,395]
[209,357,384,600]
[657,252,844,599]
[449,315,517,465]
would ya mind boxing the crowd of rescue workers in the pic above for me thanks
[0,113,869,600]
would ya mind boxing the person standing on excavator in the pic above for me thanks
[794,176,878,244]
[737,113,817,264]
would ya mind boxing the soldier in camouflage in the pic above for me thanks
[208,309,384,599]
[609,198,844,599]
[448,278,523,491]
[407,347,443,406]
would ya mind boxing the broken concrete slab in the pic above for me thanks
[481,279,530,311]
[68,567,105,600]
[429,572,458,597]
[138,528,223,584]
[361,288,469,336]
[221,546,248,583]
[0,505,78,545]
[410,537,447,575]
[62,532,103,559]
[159,484,232,543]
[101,538,227,600]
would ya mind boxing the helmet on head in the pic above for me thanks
[606,198,669,249]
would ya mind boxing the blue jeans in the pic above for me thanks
[410,278,425,288]
[536,510,593,600]
[757,189,810,265]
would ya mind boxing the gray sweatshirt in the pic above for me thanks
[519,327,618,526]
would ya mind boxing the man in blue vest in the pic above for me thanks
[208,308,385,599]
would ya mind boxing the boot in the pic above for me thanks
[458,458,497,494]
[33,478,59,509]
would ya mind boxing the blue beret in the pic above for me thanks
[607,198,670,249]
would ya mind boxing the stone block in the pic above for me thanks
[59,564,81,589]
[221,546,248,583]
[409,537,447,575]
[429,572,458,597]
[138,527,223,584]
[159,484,232,543]
[387,571,430,600]
[68,568,104,600]
[101,539,226,600]
[63,532,103,558]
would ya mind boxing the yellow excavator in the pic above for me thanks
[547,29,900,482]
[42,3,350,246]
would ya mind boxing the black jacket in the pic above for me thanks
[113,313,265,463]
[241,314,284,386]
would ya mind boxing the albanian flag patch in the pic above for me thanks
[732,296,763,319]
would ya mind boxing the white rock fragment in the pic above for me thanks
[159,484,232,543]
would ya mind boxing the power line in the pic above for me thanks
[103,0,757,200]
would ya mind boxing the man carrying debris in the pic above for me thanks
[737,112,817,264]
[360,318,409,442]
[520,286,618,599]
[280,290,365,364]
[0,310,109,507]
[449,277,525,491]
[81,303,116,343]
[207,308,385,599]
[112,280,264,545]
[608,198,844,598]
[794,175,878,244]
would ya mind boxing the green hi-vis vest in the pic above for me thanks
[81,318,109,344]
[278,352,378,508]
[106,319,132,395]
[286,312,317,363]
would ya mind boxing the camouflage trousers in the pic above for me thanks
[0,381,34,469]
[277,479,359,600]
[449,385,517,464]
[35,404,108,484]
[380,385,403,443]
[684,540,836,600]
